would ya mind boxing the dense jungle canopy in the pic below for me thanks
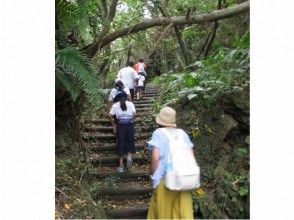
[55,0,250,219]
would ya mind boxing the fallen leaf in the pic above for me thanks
[64,203,71,209]
[191,127,201,137]
[195,187,205,196]
[204,124,213,133]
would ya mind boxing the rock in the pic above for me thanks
[223,114,238,137]
[221,90,249,132]
[245,135,250,145]
[222,143,232,152]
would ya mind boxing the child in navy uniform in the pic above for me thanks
[108,79,131,110]
[108,93,136,173]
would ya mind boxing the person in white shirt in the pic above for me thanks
[136,75,145,100]
[108,79,131,110]
[117,61,138,101]
[108,95,136,173]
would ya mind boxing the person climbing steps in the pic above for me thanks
[108,92,136,173]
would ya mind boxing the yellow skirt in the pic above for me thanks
[147,180,194,219]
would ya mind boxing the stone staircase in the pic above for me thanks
[80,86,160,219]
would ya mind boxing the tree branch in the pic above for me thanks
[158,5,189,65]
[83,1,250,57]
[100,0,108,18]
[201,0,223,58]
[146,23,174,61]
[106,0,119,22]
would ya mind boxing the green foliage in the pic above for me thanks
[56,157,89,183]
[233,30,250,49]
[89,175,120,196]
[153,31,249,108]
[56,158,75,177]
[56,47,102,104]
[235,147,248,158]
[56,155,106,219]
[56,0,99,46]
[153,44,249,106]
[183,72,200,87]
[239,186,249,197]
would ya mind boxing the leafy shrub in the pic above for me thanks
[151,31,249,108]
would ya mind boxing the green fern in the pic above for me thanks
[55,47,101,103]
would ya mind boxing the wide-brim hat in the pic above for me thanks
[155,106,177,127]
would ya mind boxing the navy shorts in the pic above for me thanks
[116,123,135,156]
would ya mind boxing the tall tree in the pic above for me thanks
[83,1,250,57]
[198,0,223,59]
[157,4,190,66]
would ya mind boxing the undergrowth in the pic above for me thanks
[55,154,107,219]
[151,31,249,110]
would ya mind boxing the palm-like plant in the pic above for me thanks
[55,47,101,104]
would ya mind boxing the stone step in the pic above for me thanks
[140,96,154,100]
[82,126,113,132]
[88,143,146,152]
[83,118,110,125]
[90,171,150,180]
[145,88,160,92]
[106,206,148,219]
[100,198,150,219]
[82,124,153,133]
[144,91,159,95]
[143,94,157,97]
[137,111,154,117]
[91,155,148,166]
[92,163,150,175]
[136,107,152,112]
[133,99,153,104]
[134,103,152,108]
[83,114,153,126]
[82,132,150,142]
[93,187,153,200]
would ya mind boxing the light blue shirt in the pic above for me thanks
[147,128,194,188]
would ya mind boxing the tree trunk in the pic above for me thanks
[146,23,173,62]
[173,25,189,65]
[126,46,132,66]
[198,0,223,59]
[176,52,185,69]
[99,45,111,73]
[203,22,219,58]
[158,5,190,66]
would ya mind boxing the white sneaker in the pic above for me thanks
[117,166,124,173]
[126,156,133,168]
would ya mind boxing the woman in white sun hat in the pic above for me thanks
[147,106,194,219]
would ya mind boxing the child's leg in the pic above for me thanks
[118,156,123,167]
[137,89,140,100]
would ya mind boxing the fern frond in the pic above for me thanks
[56,66,81,101]
[55,47,101,103]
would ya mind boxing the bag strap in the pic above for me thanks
[161,128,183,140]
[161,128,174,140]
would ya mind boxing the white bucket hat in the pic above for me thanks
[155,106,177,127]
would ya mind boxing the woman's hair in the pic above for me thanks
[115,80,124,91]
[119,96,127,111]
